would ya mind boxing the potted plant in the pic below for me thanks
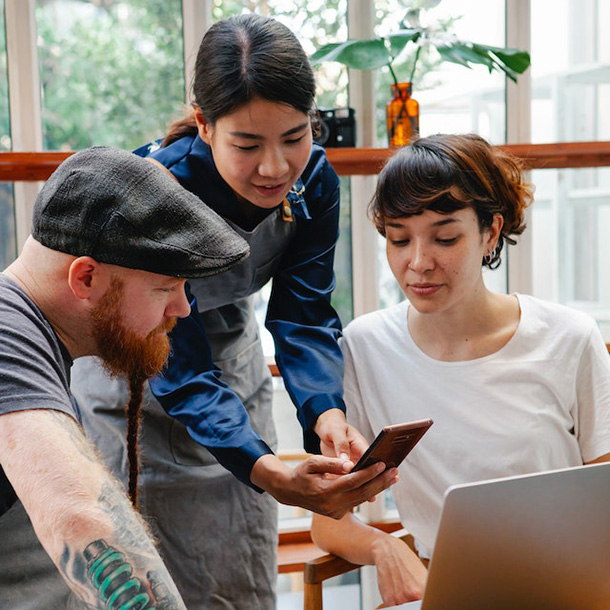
[310,0,531,146]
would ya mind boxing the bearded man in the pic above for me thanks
[0,146,249,609]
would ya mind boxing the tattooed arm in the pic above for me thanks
[0,408,185,609]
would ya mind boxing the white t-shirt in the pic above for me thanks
[342,294,610,558]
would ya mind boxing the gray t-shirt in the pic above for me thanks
[0,274,78,516]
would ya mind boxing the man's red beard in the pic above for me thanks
[91,276,176,383]
[90,276,177,506]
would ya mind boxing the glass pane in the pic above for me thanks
[0,0,16,269]
[0,182,16,269]
[531,0,610,144]
[36,0,184,151]
[530,0,610,337]
[530,166,610,338]
[333,176,353,322]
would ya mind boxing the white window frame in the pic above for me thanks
[5,0,43,252]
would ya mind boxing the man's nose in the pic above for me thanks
[169,286,192,319]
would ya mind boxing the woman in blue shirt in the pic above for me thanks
[71,13,396,610]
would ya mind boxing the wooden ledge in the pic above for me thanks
[2,141,610,182]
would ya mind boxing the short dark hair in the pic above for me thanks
[370,133,534,269]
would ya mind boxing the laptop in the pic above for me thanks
[394,462,610,610]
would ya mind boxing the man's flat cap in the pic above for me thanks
[31,146,249,278]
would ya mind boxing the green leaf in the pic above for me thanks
[310,42,345,63]
[386,29,421,59]
[473,43,531,74]
[436,42,492,69]
[436,41,530,83]
[310,38,391,70]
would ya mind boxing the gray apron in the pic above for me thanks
[71,205,296,610]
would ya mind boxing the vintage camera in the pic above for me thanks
[314,108,356,147]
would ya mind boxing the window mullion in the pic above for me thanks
[181,0,213,104]
[347,0,380,319]
[5,0,43,252]
[506,0,533,295]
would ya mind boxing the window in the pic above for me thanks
[530,0,610,338]
[0,0,15,270]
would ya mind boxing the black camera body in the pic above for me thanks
[314,108,356,148]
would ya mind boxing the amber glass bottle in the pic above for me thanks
[386,82,419,146]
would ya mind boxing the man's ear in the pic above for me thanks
[193,105,212,145]
[68,257,110,301]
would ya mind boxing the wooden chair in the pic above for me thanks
[302,529,428,610]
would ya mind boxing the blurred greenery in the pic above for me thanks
[36,0,184,150]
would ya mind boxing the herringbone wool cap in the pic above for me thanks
[32,146,249,278]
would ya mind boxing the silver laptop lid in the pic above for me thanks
[421,462,610,610]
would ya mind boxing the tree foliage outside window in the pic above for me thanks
[36,0,184,151]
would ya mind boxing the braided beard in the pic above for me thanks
[91,276,176,506]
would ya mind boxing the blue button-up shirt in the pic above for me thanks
[135,135,346,489]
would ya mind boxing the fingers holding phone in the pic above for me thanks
[314,408,369,461]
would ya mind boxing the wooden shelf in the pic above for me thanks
[1,141,610,182]
[325,141,610,174]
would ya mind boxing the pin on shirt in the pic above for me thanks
[281,199,293,222]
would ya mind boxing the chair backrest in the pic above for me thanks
[303,530,424,610]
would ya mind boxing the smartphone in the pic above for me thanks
[352,418,433,472]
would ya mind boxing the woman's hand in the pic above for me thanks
[371,535,428,607]
[314,408,368,461]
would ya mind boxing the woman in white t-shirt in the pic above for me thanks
[311,133,610,606]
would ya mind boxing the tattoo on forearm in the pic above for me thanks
[98,482,153,552]
[60,539,181,609]
[84,539,155,608]
[56,481,182,607]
